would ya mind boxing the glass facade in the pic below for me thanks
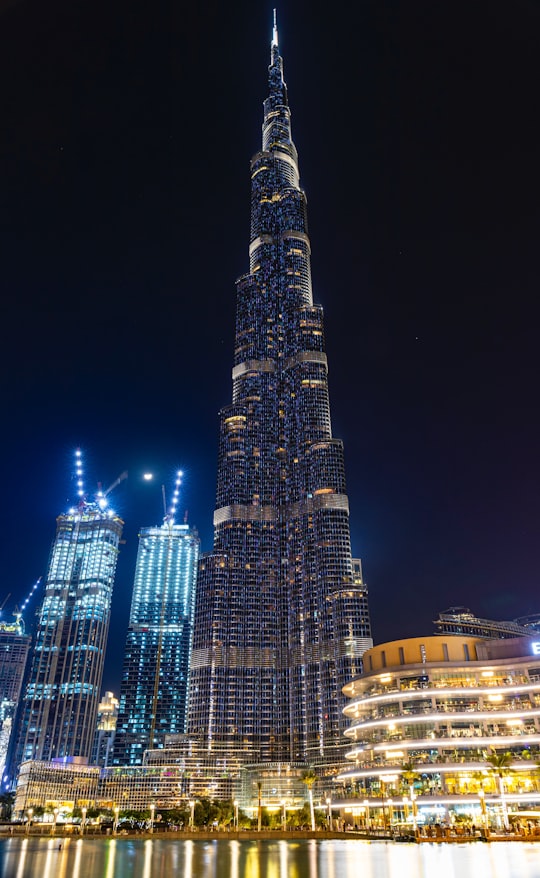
[113,523,199,765]
[188,18,372,769]
[0,620,31,781]
[12,504,123,772]
[336,635,540,831]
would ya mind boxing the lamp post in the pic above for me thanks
[26,808,33,835]
[234,800,239,831]
[281,800,286,831]
[81,806,87,836]
[189,800,195,830]
[150,803,155,834]
[325,797,332,831]
[113,805,120,835]
[52,807,59,836]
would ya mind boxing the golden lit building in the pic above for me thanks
[336,635,540,830]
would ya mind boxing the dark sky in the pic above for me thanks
[0,0,539,694]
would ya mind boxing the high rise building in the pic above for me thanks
[12,452,124,774]
[434,607,534,639]
[113,497,199,765]
[92,690,119,768]
[0,615,31,782]
[188,15,372,771]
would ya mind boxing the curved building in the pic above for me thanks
[337,635,540,828]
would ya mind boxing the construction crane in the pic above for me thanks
[0,593,11,619]
[96,471,128,509]
[103,471,128,497]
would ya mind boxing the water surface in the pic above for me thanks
[1,837,539,878]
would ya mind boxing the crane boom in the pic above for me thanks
[103,471,128,497]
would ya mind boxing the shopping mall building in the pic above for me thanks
[335,634,540,831]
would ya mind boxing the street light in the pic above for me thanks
[81,806,87,836]
[325,797,332,831]
[113,805,120,835]
[233,799,239,831]
[52,807,59,836]
[150,803,155,834]
[26,808,33,835]
[189,800,195,830]
[281,800,286,831]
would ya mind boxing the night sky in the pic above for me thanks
[1,0,538,695]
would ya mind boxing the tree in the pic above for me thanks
[485,750,514,830]
[257,781,262,832]
[400,761,420,795]
[400,761,421,832]
[301,770,318,831]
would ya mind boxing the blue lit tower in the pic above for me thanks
[113,473,199,765]
[188,15,372,768]
[12,452,124,771]
[0,614,31,782]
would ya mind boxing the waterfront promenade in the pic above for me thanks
[3,825,539,844]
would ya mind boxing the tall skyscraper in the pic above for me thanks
[12,451,124,773]
[0,615,31,782]
[113,477,199,765]
[92,690,119,768]
[188,16,372,770]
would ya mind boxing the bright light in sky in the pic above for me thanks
[143,473,153,481]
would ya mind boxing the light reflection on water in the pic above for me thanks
[1,838,539,878]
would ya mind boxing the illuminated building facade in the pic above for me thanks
[434,606,534,639]
[112,522,199,765]
[0,618,31,781]
[336,635,540,829]
[188,16,372,770]
[92,690,119,768]
[12,494,123,774]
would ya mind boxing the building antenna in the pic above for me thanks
[272,8,278,47]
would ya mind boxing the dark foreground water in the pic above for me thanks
[1,837,539,878]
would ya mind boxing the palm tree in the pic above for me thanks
[301,770,318,831]
[485,750,513,830]
[400,761,420,833]
[400,760,420,794]
[257,782,262,832]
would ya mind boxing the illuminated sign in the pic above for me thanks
[532,642,540,655]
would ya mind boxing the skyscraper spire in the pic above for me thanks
[272,8,279,50]
[188,13,372,774]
